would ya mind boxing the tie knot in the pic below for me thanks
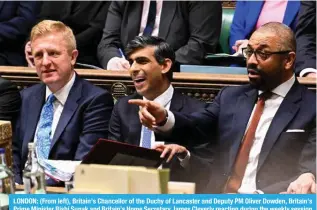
[46,94,56,104]
[259,92,272,101]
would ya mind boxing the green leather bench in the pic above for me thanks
[218,8,235,54]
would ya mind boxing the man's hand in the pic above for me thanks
[281,173,316,194]
[128,99,167,128]
[107,57,130,70]
[154,144,188,163]
[232,39,248,56]
[305,73,317,78]
[25,41,34,68]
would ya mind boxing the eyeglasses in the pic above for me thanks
[242,47,291,61]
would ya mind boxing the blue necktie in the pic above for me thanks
[36,94,56,159]
[141,126,152,149]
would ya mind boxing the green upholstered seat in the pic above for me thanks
[218,8,235,54]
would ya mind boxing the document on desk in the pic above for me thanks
[38,158,81,181]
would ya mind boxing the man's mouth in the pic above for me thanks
[133,77,146,84]
[42,69,56,73]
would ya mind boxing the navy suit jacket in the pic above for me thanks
[0,1,41,65]
[13,75,114,184]
[109,90,214,193]
[229,0,300,54]
[169,80,316,193]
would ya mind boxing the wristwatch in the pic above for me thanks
[156,109,168,127]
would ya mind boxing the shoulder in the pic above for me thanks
[20,83,44,97]
[0,78,16,90]
[78,77,111,97]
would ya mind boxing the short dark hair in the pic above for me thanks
[125,36,175,81]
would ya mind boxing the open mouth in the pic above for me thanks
[134,77,146,84]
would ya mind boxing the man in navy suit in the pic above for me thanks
[13,20,114,185]
[108,36,214,193]
[130,23,316,194]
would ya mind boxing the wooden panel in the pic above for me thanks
[0,66,315,103]
[0,120,13,169]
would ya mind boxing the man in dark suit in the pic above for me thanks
[108,36,213,193]
[130,23,316,193]
[13,20,114,185]
[0,78,21,122]
[295,0,316,77]
[0,1,41,66]
[97,1,222,70]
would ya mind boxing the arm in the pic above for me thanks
[108,101,122,141]
[0,79,21,121]
[295,1,316,76]
[175,1,222,64]
[229,1,249,54]
[74,91,114,160]
[97,1,126,69]
[0,2,41,43]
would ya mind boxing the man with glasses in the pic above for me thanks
[129,22,316,194]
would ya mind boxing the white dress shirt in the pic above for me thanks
[34,73,76,145]
[159,75,296,192]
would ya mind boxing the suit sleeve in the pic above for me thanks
[97,1,124,69]
[75,2,111,50]
[108,100,122,141]
[175,1,222,65]
[229,1,248,54]
[295,1,316,74]
[0,79,21,122]
[74,91,114,160]
[0,2,41,43]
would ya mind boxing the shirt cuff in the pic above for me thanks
[299,68,317,77]
[155,110,175,132]
[254,189,264,194]
[178,150,191,168]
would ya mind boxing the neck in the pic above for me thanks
[47,71,74,93]
[145,82,170,100]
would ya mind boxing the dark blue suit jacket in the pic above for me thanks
[13,75,114,184]
[0,1,41,65]
[229,0,300,54]
[169,80,316,193]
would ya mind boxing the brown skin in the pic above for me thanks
[128,46,172,100]
[246,31,295,91]
[31,32,78,93]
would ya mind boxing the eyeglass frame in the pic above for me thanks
[242,47,291,61]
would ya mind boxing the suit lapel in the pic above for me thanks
[50,76,81,151]
[170,91,183,112]
[228,88,258,172]
[158,1,176,39]
[257,82,301,170]
[126,1,143,45]
[23,85,46,150]
[127,94,143,146]
[283,1,300,26]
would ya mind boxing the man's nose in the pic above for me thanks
[247,52,258,66]
[42,53,52,66]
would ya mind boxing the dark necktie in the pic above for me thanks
[143,1,156,36]
[224,92,272,193]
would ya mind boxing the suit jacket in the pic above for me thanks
[295,1,316,74]
[13,75,114,184]
[169,80,316,193]
[108,90,214,193]
[0,77,21,123]
[0,1,41,66]
[36,1,110,67]
[97,1,222,69]
[229,0,300,54]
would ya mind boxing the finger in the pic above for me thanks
[279,191,287,194]
[128,99,148,106]
[161,147,170,159]
[140,108,156,124]
[287,183,294,193]
[311,183,316,193]
[122,61,130,70]
[153,144,164,150]
[139,110,154,128]
[301,183,311,194]
[167,149,176,163]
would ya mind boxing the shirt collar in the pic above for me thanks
[143,84,174,107]
[258,75,295,98]
[45,73,76,105]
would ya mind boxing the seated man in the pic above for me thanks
[108,36,213,193]
[130,22,316,194]
[97,1,222,71]
[13,20,114,185]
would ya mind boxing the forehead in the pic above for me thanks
[248,31,280,50]
[31,33,67,52]
[129,46,156,59]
